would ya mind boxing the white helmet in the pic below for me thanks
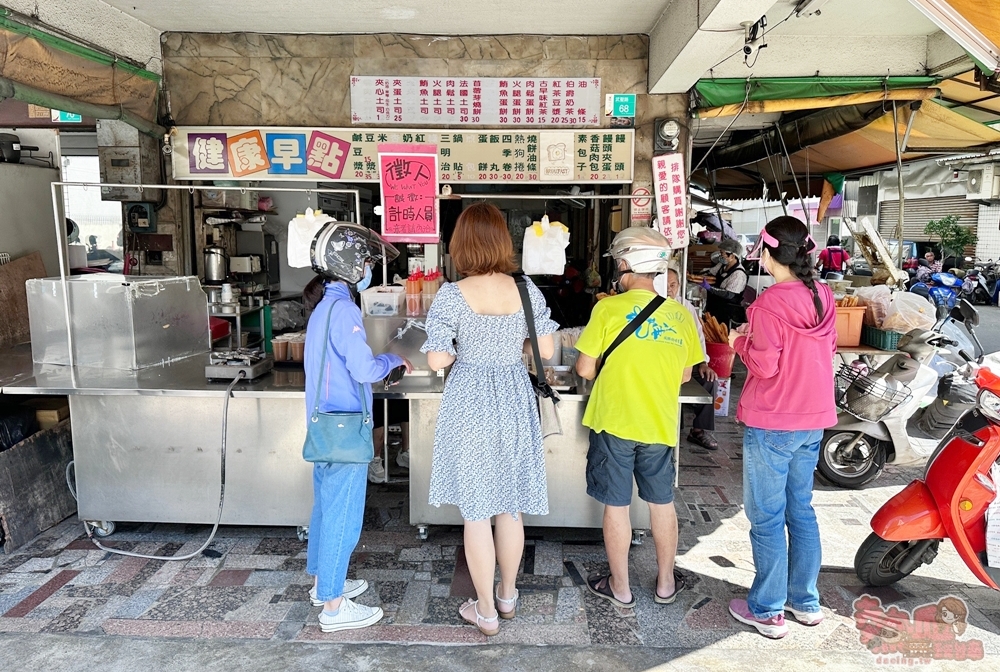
[607,226,672,274]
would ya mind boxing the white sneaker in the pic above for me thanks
[367,457,385,483]
[396,449,410,470]
[318,596,383,633]
[784,604,824,626]
[310,578,369,606]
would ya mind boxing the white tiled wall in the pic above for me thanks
[977,205,1000,261]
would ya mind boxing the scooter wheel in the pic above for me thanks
[855,533,938,586]
[817,431,885,489]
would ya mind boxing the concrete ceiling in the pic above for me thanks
[100,0,672,34]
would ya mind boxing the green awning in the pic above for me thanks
[693,77,939,109]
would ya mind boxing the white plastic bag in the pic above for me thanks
[854,285,892,328]
[881,292,936,333]
[522,215,570,276]
[287,208,336,268]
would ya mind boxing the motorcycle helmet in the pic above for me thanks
[310,221,399,284]
[606,226,672,274]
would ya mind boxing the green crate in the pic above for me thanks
[862,325,902,351]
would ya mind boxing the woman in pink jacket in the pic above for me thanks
[727,216,838,639]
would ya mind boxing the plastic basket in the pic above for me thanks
[861,325,902,351]
[834,365,912,422]
[834,306,866,347]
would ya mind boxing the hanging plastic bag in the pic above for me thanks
[287,208,336,268]
[881,292,936,333]
[522,215,570,276]
[854,285,892,328]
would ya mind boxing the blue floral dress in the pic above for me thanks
[420,279,559,521]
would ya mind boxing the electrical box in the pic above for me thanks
[97,120,162,202]
[125,202,156,232]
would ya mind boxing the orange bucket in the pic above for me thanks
[706,342,736,379]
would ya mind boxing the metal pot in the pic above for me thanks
[204,246,228,283]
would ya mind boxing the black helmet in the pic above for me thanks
[310,221,399,284]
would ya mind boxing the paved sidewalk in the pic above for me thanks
[1,367,998,670]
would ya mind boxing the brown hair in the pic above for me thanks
[449,202,516,277]
[935,597,969,636]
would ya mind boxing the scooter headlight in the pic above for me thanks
[978,388,1000,423]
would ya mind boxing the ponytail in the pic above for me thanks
[761,216,824,323]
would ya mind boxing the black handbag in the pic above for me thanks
[301,304,374,464]
[514,275,562,439]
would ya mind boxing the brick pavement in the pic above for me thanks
[1,366,998,668]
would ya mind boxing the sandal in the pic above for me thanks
[459,599,500,636]
[688,429,719,451]
[586,574,635,609]
[495,587,519,620]
[654,572,687,604]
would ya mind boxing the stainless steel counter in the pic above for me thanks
[0,341,711,533]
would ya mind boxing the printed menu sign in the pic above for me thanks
[171,127,634,183]
[653,153,689,249]
[350,77,602,127]
[378,144,439,244]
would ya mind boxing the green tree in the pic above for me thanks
[924,215,977,259]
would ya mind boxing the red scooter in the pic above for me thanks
[855,366,1000,589]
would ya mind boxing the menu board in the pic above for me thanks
[350,77,602,127]
[653,153,689,249]
[171,127,634,183]
[378,144,440,244]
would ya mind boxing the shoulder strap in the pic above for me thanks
[599,294,665,372]
[513,274,548,387]
[310,299,368,422]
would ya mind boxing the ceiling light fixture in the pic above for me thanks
[794,0,831,18]
[908,0,1000,74]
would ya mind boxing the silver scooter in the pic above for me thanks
[817,301,982,489]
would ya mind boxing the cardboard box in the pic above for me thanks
[23,398,69,430]
[714,378,732,417]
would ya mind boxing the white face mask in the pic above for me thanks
[653,273,669,298]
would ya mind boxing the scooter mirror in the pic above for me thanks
[959,298,980,327]
[936,303,949,321]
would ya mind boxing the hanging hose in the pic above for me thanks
[66,369,246,561]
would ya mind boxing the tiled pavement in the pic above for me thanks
[2,367,1000,669]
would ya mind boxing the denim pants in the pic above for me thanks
[306,462,367,602]
[742,427,823,619]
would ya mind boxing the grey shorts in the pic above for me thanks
[585,430,675,507]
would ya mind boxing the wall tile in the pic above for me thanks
[260,35,354,59]
[163,57,263,126]
[258,58,354,126]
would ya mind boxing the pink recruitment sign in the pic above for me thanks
[378,143,440,243]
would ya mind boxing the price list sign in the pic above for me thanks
[351,77,602,127]
[171,127,634,183]
[378,144,439,244]
[653,153,689,249]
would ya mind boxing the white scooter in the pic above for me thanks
[817,302,983,489]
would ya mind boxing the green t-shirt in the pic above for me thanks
[576,290,703,446]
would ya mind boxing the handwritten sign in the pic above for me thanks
[653,153,689,249]
[378,144,439,244]
[351,77,602,127]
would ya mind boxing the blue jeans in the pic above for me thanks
[743,427,823,619]
[306,462,367,602]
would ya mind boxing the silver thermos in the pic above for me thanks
[204,246,228,284]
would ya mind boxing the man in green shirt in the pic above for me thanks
[575,227,702,609]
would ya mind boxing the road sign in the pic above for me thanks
[604,93,636,118]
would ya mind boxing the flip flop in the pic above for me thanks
[688,429,719,451]
[654,573,687,604]
[586,574,635,609]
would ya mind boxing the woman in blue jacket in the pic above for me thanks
[304,221,411,633]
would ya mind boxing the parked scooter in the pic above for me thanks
[961,267,992,306]
[817,301,983,488]
[855,364,1000,589]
